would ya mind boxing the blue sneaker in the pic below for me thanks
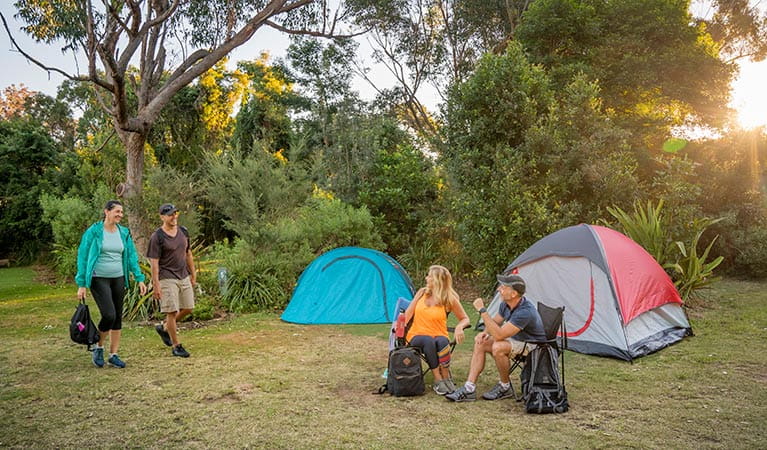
[92,347,105,368]
[107,354,126,368]
[172,344,190,358]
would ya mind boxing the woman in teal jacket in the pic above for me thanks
[75,200,146,368]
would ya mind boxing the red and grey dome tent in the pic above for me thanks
[482,224,692,361]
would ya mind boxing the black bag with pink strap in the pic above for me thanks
[70,299,100,350]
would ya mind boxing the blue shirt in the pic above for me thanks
[93,228,124,278]
[498,297,547,342]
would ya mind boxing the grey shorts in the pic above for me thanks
[159,276,195,313]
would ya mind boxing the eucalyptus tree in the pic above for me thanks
[696,0,767,63]
[353,0,533,144]
[2,0,370,247]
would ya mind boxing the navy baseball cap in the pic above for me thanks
[159,204,178,216]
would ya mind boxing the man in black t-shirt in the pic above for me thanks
[147,203,196,358]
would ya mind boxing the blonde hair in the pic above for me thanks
[425,265,459,309]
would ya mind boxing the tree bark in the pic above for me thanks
[119,130,151,256]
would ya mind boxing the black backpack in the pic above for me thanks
[70,300,100,350]
[383,346,425,397]
[520,345,569,413]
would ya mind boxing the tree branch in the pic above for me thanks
[0,12,90,83]
[278,0,314,14]
[265,20,370,38]
[102,0,135,37]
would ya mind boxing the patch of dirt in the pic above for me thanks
[32,264,58,285]
[137,313,233,330]
[202,391,241,403]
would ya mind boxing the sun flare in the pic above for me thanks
[731,60,767,129]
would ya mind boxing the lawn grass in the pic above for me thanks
[0,267,765,448]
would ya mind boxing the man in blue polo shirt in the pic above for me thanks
[446,273,545,402]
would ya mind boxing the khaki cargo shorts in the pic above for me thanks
[507,338,536,358]
[159,276,195,313]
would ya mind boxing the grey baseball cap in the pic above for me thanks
[497,273,526,295]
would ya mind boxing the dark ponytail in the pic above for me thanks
[104,200,123,211]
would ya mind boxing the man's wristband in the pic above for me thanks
[478,307,487,314]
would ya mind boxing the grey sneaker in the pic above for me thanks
[155,323,172,347]
[172,344,190,358]
[107,354,126,368]
[444,378,457,393]
[482,382,514,400]
[445,385,476,402]
[92,347,104,368]
[433,380,450,395]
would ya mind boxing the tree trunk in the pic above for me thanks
[119,130,151,256]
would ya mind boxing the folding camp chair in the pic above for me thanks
[389,297,468,382]
[508,302,567,401]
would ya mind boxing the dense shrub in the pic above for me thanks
[0,118,58,261]
[357,144,440,256]
[211,195,384,312]
[443,44,639,282]
[142,165,201,239]
[202,147,311,245]
[39,188,111,279]
[730,222,767,279]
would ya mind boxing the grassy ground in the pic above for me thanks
[0,266,765,449]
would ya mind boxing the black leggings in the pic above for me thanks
[90,276,125,332]
[409,335,451,370]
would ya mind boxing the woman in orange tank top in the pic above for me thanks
[403,265,470,395]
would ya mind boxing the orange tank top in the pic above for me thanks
[406,296,449,340]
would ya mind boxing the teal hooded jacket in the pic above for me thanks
[75,221,146,288]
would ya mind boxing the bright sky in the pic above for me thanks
[0,3,765,128]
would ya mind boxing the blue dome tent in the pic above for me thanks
[281,247,415,324]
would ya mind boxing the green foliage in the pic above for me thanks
[142,166,202,240]
[212,195,384,312]
[729,222,767,279]
[0,118,58,260]
[190,296,216,321]
[517,0,733,129]
[357,143,439,255]
[39,194,93,249]
[607,200,670,265]
[397,239,440,283]
[443,44,639,281]
[666,217,725,300]
[202,147,311,245]
[123,283,157,322]
[233,55,297,156]
[38,185,112,279]
[607,200,724,300]
[649,154,704,243]
[268,196,385,253]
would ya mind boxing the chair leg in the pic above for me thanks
[508,356,525,401]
